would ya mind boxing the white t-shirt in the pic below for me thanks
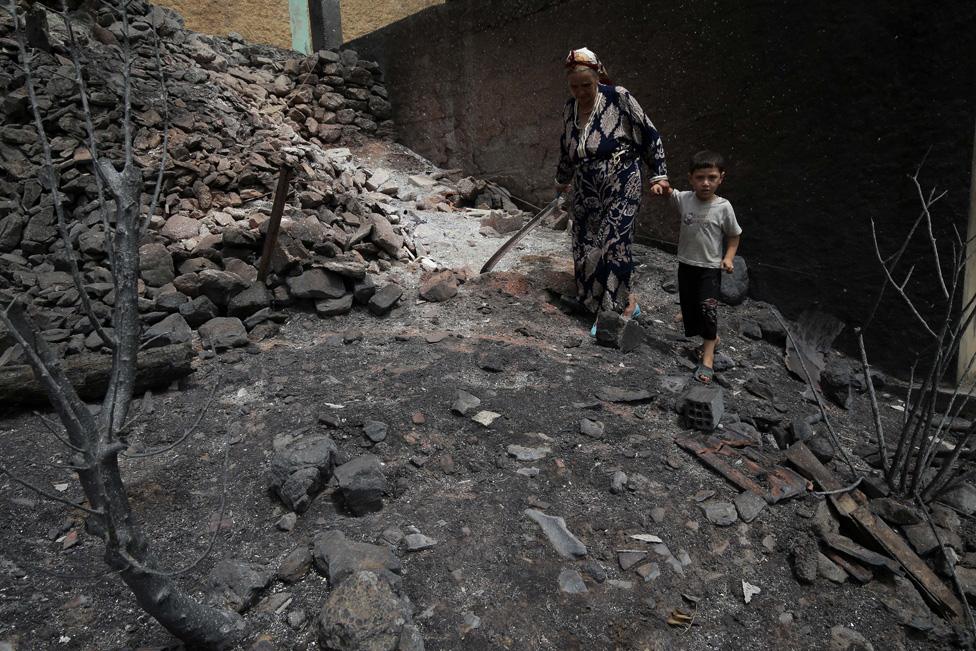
[670,190,742,268]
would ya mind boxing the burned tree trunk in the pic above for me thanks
[0,1,244,647]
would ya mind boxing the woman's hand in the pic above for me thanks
[555,182,572,195]
[650,179,671,196]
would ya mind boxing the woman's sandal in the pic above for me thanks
[694,364,714,384]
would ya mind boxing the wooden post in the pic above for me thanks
[959,118,976,382]
[257,165,293,282]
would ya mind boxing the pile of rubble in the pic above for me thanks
[0,1,417,362]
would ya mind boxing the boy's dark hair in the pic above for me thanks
[689,150,725,173]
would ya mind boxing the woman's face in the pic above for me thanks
[567,69,598,107]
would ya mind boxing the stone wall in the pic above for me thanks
[155,0,292,48]
[347,0,976,367]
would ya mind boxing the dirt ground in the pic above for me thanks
[0,142,967,651]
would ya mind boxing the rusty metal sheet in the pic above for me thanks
[766,466,811,503]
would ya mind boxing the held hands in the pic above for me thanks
[721,257,735,274]
[650,179,672,196]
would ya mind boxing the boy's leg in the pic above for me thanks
[677,263,703,338]
[698,268,722,369]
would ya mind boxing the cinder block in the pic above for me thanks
[680,384,724,431]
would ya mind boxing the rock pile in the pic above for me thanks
[0,1,415,362]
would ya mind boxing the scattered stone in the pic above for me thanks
[315,294,354,316]
[316,571,414,651]
[582,560,607,583]
[404,533,437,552]
[276,512,297,532]
[558,568,588,594]
[818,552,850,583]
[367,284,402,316]
[828,626,874,651]
[610,471,628,494]
[507,445,550,462]
[287,609,307,629]
[792,534,820,584]
[524,509,587,559]
[869,498,922,526]
[420,269,459,302]
[941,482,976,516]
[720,256,749,305]
[741,579,761,603]
[595,386,652,403]
[312,530,401,588]
[208,559,273,612]
[637,562,661,582]
[702,501,738,526]
[471,410,501,427]
[618,551,647,571]
[334,454,386,516]
[362,420,388,443]
[142,313,192,349]
[579,418,605,439]
[278,546,313,583]
[268,435,338,513]
[734,491,767,523]
[451,391,481,416]
[198,317,248,350]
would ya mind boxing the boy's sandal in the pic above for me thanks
[694,364,714,384]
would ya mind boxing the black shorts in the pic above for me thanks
[678,262,721,340]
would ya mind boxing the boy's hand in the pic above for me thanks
[650,179,671,196]
[721,257,735,273]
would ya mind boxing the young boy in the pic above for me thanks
[666,151,741,383]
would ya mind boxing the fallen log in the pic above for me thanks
[0,343,194,408]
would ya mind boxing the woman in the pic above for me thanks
[555,47,669,333]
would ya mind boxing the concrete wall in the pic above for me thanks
[155,0,292,48]
[347,0,976,368]
[340,0,444,41]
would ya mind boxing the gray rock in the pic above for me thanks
[636,562,661,582]
[579,418,604,438]
[740,319,763,339]
[227,283,271,319]
[198,269,248,307]
[0,211,27,251]
[208,559,273,612]
[734,491,767,523]
[828,625,874,651]
[198,317,248,350]
[334,454,386,515]
[524,509,587,559]
[702,501,738,526]
[138,242,175,287]
[818,552,849,583]
[278,546,313,583]
[368,284,402,316]
[276,512,298,532]
[287,269,346,300]
[595,386,652,403]
[352,276,377,304]
[370,214,403,256]
[315,293,354,316]
[719,256,749,305]
[792,533,819,584]
[142,313,191,349]
[363,420,388,443]
[581,560,607,583]
[161,214,201,240]
[403,533,437,552]
[451,390,481,416]
[317,571,414,651]
[610,471,628,494]
[869,497,922,525]
[269,435,337,513]
[506,444,550,462]
[558,568,588,594]
[617,550,646,571]
[312,530,401,588]
[941,482,976,516]
[179,294,219,327]
[419,270,458,302]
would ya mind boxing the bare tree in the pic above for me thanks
[0,1,242,646]
[856,161,976,504]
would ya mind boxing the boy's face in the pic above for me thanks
[688,166,725,201]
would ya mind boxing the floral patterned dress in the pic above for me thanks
[556,84,668,314]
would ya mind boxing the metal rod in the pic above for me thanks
[256,165,293,282]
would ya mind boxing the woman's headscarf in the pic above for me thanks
[565,47,612,85]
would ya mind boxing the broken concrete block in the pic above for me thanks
[679,384,724,431]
